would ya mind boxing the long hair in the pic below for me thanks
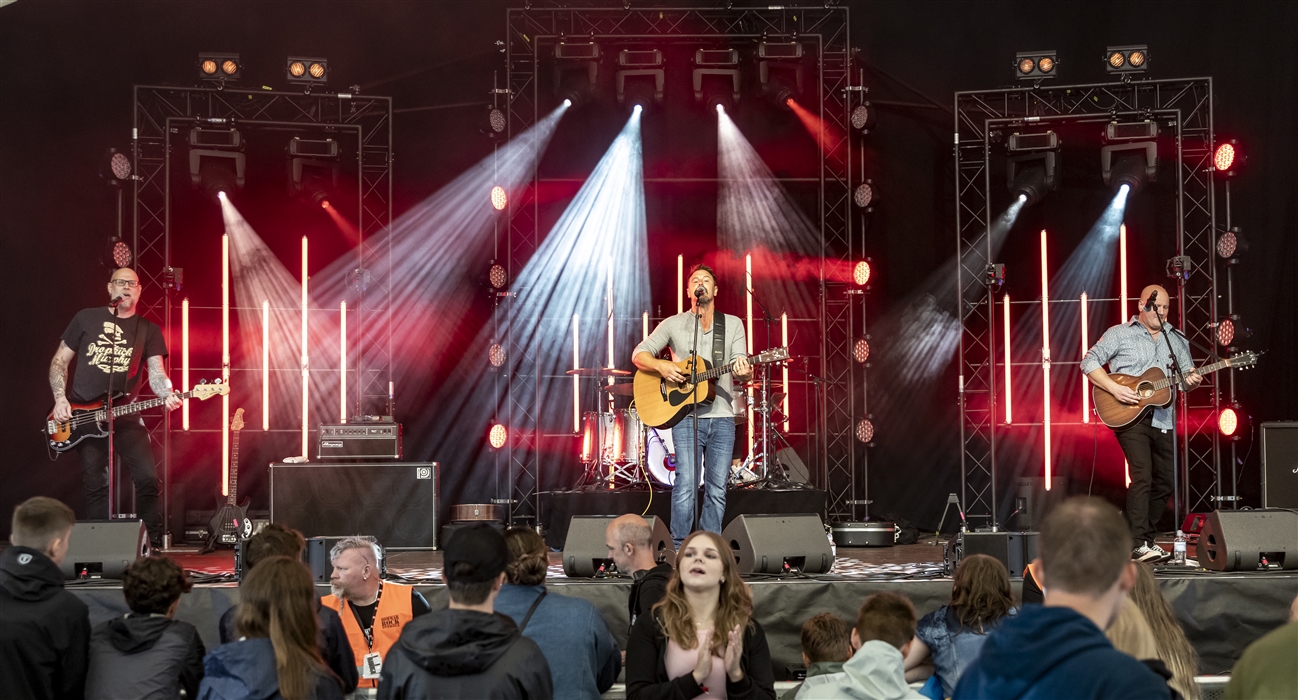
[1105,598,1160,661]
[651,531,753,658]
[1127,563,1200,700]
[949,554,1015,633]
[235,556,329,700]
[504,527,548,586]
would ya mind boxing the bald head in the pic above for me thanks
[606,514,656,575]
[1137,284,1171,332]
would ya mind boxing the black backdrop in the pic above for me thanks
[3,1,1295,538]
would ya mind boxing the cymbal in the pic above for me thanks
[600,383,635,396]
[566,367,632,377]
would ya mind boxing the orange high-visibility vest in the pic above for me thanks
[322,581,414,688]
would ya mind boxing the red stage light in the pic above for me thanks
[488,264,508,289]
[1218,408,1238,437]
[489,424,508,449]
[1216,317,1235,346]
[110,240,132,267]
[853,338,870,363]
[853,261,871,286]
[490,186,507,211]
[1214,142,1235,172]
[785,98,794,108]
[488,343,506,367]
[855,418,875,443]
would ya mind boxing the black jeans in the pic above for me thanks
[1115,414,1175,547]
[77,418,162,543]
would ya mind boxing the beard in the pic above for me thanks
[329,581,344,598]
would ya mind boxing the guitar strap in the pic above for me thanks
[711,312,726,371]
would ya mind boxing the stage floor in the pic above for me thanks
[66,541,1298,680]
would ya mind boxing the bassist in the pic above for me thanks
[633,264,750,546]
[49,268,180,547]
[1081,284,1200,563]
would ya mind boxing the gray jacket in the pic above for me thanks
[86,614,205,700]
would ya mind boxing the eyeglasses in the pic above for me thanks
[110,279,140,288]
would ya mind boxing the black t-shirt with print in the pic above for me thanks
[61,307,168,403]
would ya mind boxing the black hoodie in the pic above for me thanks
[376,608,553,700]
[0,545,91,700]
[86,613,206,700]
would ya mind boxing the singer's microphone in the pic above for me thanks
[1143,293,1157,312]
[109,296,123,308]
[694,286,705,299]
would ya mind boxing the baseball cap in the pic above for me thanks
[443,524,509,583]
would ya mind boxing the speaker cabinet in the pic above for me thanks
[60,520,149,580]
[1262,422,1298,508]
[722,513,833,575]
[1198,509,1298,571]
[962,531,1039,577]
[563,515,673,577]
[270,462,439,549]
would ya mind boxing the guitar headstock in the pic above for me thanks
[1227,350,1259,370]
[755,347,790,364]
[231,408,245,432]
[191,381,230,401]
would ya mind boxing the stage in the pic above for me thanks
[66,542,1298,680]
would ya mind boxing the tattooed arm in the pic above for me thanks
[50,342,76,420]
[147,356,182,410]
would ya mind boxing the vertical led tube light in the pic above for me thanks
[221,235,230,495]
[181,298,190,431]
[261,300,269,431]
[606,257,614,404]
[1119,224,1128,324]
[1080,292,1089,422]
[300,236,309,458]
[339,301,347,424]
[1040,230,1052,491]
[1003,294,1012,425]
[572,314,580,434]
[677,255,684,315]
[642,311,648,341]
[781,313,789,432]
[745,254,754,455]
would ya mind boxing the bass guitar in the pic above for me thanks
[205,408,252,550]
[633,347,789,429]
[46,380,228,452]
[1092,351,1257,429]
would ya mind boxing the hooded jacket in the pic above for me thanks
[196,637,345,700]
[797,641,925,700]
[952,605,1172,700]
[86,613,206,700]
[0,545,90,700]
[376,608,552,700]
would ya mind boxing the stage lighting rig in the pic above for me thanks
[853,180,877,210]
[286,57,329,91]
[853,261,872,286]
[103,237,133,269]
[553,40,600,108]
[287,137,340,207]
[853,338,870,363]
[855,417,875,444]
[1165,255,1192,282]
[1217,227,1248,260]
[189,127,245,203]
[985,263,1006,289]
[100,148,133,186]
[1214,139,1246,177]
[850,101,877,133]
[693,48,740,113]
[490,186,508,211]
[1218,406,1240,438]
[1014,50,1057,81]
[486,106,507,136]
[1101,122,1158,195]
[758,41,804,106]
[616,48,664,110]
[1214,314,1241,348]
[198,52,241,85]
[1105,45,1149,76]
[488,423,508,449]
[1006,130,1060,206]
[488,263,509,290]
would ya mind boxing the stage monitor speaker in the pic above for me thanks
[1198,509,1298,571]
[722,513,833,575]
[270,462,439,549]
[1262,422,1298,508]
[60,520,149,580]
[960,531,1039,577]
[563,515,673,577]
[776,447,812,484]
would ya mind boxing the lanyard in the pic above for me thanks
[345,581,383,650]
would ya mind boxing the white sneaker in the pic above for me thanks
[1148,544,1172,562]
[1132,544,1162,563]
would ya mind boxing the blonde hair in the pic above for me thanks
[1106,599,1159,661]
[652,531,753,658]
[1127,563,1200,700]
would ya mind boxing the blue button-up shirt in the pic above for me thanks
[1080,316,1195,430]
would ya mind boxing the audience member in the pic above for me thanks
[607,514,673,634]
[86,556,205,699]
[198,556,344,700]
[903,554,1017,698]
[798,592,924,700]
[378,523,552,699]
[625,530,776,700]
[0,496,89,700]
[322,535,430,689]
[1127,562,1199,699]
[496,527,620,699]
[1224,592,1298,700]
[219,524,357,692]
[1104,599,1180,697]
[782,613,851,700]
[952,496,1172,700]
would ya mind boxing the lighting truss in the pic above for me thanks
[504,5,856,523]
[954,77,1220,524]
[132,85,393,535]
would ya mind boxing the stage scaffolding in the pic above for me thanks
[500,5,864,525]
[131,86,393,536]
[954,77,1224,527]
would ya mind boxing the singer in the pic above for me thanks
[632,264,750,545]
[1081,284,1201,563]
[48,268,181,547]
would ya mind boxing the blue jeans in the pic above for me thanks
[670,417,734,544]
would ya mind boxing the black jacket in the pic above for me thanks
[86,613,206,700]
[628,563,673,633]
[625,610,776,700]
[219,598,358,693]
[377,608,553,700]
[0,545,91,700]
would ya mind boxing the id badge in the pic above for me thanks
[362,652,383,680]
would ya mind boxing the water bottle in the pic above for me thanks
[1172,530,1187,565]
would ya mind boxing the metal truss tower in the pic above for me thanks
[954,77,1221,524]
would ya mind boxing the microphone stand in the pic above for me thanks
[1150,296,1190,532]
[690,292,703,534]
[107,298,120,520]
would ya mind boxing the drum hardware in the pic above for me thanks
[569,367,648,490]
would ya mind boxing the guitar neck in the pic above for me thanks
[106,388,195,418]
[692,357,776,382]
[1149,358,1231,391]
[228,431,241,505]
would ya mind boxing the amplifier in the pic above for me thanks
[1262,422,1298,508]
[270,462,438,549]
[317,423,402,460]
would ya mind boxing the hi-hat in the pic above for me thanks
[566,367,632,377]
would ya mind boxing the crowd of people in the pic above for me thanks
[2,495,1296,699]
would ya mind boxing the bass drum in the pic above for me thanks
[645,428,703,487]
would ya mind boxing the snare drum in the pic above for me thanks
[645,428,703,487]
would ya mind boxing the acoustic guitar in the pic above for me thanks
[1092,351,1257,429]
[46,380,228,452]
[633,347,789,429]
[205,408,252,550]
